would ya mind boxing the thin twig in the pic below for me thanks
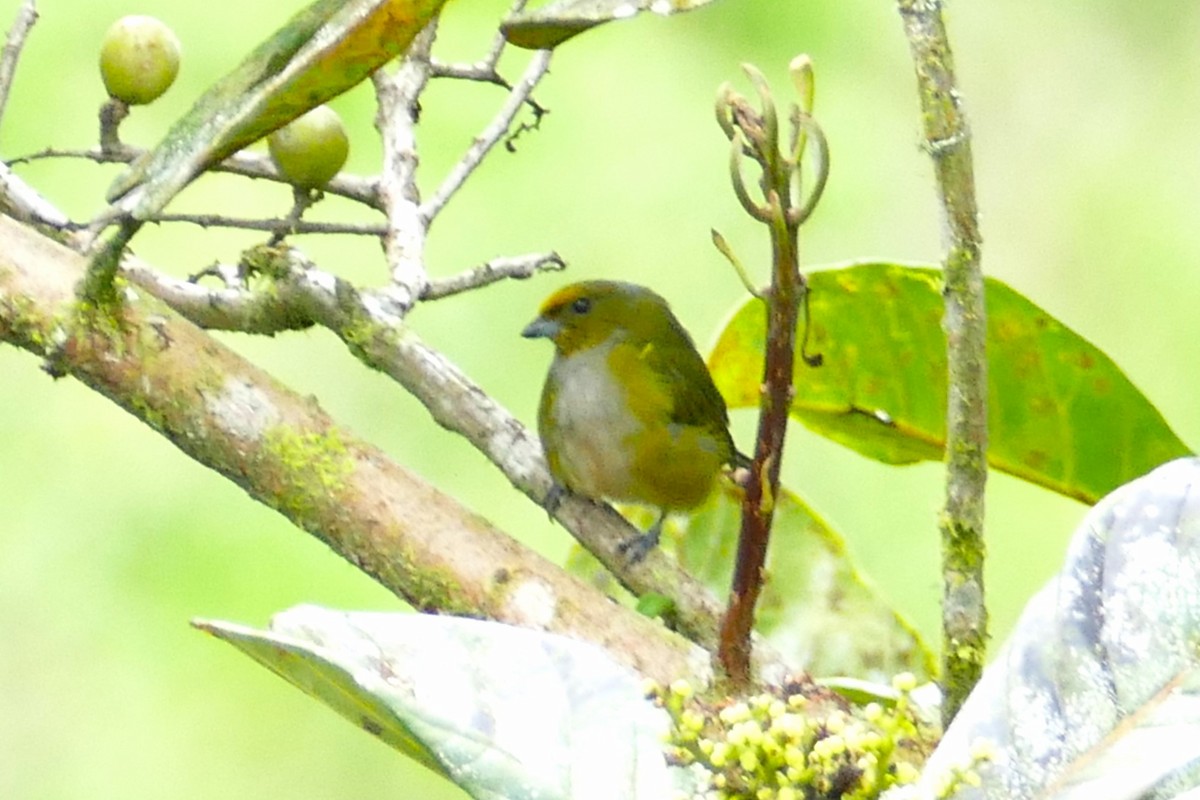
[428,0,547,126]
[97,99,132,155]
[267,188,319,245]
[421,251,564,300]
[428,60,511,88]
[10,145,380,208]
[420,48,552,226]
[0,0,35,128]
[896,0,987,725]
[9,145,132,166]
[430,0,532,80]
[151,213,386,237]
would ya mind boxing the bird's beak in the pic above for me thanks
[521,316,559,340]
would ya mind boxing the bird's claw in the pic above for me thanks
[544,483,567,520]
[618,514,664,564]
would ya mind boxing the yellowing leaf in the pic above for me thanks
[709,262,1192,504]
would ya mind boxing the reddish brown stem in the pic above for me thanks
[714,66,825,685]
[719,206,803,684]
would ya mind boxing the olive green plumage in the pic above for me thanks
[522,280,740,559]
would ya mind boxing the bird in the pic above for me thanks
[522,280,745,561]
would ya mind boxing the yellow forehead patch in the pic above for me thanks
[539,283,591,316]
[538,280,625,317]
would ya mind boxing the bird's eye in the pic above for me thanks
[571,297,592,315]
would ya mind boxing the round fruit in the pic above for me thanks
[99,15,181,105]
[267,105,350,190]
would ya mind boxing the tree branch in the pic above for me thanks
[420,49,552,226]
[121,244,788,679]
[9,146,381,209]
[420,251,565,299]
[152,212,386,237]
[372,22,438,304]
[896,0,988,724]
[0,212,710,687]
[0,0,36,128]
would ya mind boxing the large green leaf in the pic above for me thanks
[671,484,935,682]
[568,485,935,682]
[195,609,678,800]
[916,457,1200,798]
[708,262,1191,504]
[502,0,723,50]
[108,0,447,219]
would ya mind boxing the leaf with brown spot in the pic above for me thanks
[709,262,1192,504]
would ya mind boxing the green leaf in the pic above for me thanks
[195,608,676,800]
[708,262,1192,504]
[563,485,933,681]
[916,457,1200,798]
[669,485,935,682]
[108,0,447,219]
[502,0,722,50]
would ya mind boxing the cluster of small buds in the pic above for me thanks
[653,673,934,800]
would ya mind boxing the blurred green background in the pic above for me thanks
[1,0,1197,797]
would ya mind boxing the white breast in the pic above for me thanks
[546,341,643,500]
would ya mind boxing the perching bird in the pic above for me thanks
[522,280,744,560]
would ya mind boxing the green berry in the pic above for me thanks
[267,106,350,190]
[99,15,181,105]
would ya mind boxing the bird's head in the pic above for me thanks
[521,280,680,356]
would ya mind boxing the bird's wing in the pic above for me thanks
[639,323,732,433]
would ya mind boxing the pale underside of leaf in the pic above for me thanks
[915,457,1200,800]
[196,608,678,800]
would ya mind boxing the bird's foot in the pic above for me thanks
[618,514,664,564]
[543,483,567,520]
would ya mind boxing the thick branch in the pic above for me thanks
[0,213,708,686]
[897,0,988,723]
[123,248,788,678]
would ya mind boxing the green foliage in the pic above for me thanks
[709,262,1192,504]
[568,483,934,682]
[670,485,935,682]
[5,0,1200,798]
